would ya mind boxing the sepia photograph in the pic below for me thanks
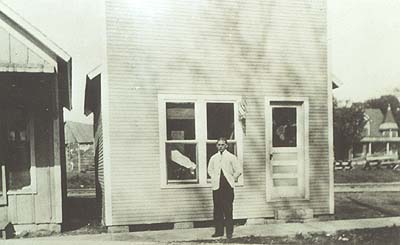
[0,0,399,244]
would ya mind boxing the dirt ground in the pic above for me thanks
[15,191,400,244]
[187,226,400,244]
[335,192,400,220]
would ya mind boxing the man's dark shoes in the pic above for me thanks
[211,233,224,238]
[226,234,233,239]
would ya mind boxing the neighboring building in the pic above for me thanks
[358,105,400,158]
[64,121,94,173]
[85,0,333,229]
[0,1,71,233]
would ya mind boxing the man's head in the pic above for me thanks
[216,137,228,153]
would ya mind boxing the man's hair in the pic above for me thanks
[216,137,228,144]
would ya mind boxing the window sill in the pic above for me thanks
[7,186,37,195]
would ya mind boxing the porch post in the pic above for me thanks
[51,73,63,224]
[77,144,81,172]
[362,144,367,156]
[386,142,390,154]
[368,143,372,154]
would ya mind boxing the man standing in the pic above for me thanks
[207,137,242,239]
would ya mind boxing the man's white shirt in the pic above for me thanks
[207,150,242,190]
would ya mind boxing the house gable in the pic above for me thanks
[364,109,384,137]
[0,1,72,109]
[0,24,55,72]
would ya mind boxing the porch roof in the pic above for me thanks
[361,136,400,143]
[65,121,93,144]
[0,1,72,109]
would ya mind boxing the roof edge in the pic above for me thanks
[87,64,103,80]
[0,1,71,62]
[84,65,102,116]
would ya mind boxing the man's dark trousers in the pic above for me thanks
[213,171,234,236]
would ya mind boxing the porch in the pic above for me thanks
[0,0,72,234]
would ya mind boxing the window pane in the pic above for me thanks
[273,178,297,187]
[272,166,297,174]
[207,103,235,140]
[166,143,197,182]
[206,143,237,179]
[7,109,31,190]
[166,103,195,140]
[272,107,297,147]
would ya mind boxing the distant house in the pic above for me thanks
[356,105,400,158]
[64,121,94,172]
[0,1,71,234]
[85,0,334,230]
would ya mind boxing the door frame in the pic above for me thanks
[265,97,310,202]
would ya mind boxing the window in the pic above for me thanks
[165,102,198,183]
[159,95,243,187]
[272,107,297,148]
[4,108,36,194]
[206,103,237,179]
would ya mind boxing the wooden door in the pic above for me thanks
[266,100,307,201]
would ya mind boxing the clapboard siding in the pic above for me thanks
[94,103,104,191]
[105,0,329,225]
[92,82,105,222]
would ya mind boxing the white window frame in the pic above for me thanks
[7,111,37,195]
[158,94,244,188]
[265,97,310,202]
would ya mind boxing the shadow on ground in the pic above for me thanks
[335,192,400,220]
[62,196,106,234]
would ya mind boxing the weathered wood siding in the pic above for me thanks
[105,0,329,225]
[95,108,105,222]
[7,100,62,225]
[0,24,53,72]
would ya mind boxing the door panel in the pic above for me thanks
[267,101,307,201]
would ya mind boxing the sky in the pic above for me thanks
[329,0,400,102]
[2,0,400,123]
[2,0,104,123]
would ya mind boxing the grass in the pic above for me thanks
[334,165,400,183]
[183,192,400,244]
[67,171,95,189]
[335,192,400,219]
[189,227,400,244]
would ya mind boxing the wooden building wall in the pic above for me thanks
[94,107,105,223]
[7,97,63,226]
[0,73,63,227]
[104,0,329,226]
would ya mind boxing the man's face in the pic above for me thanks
[216,140,228,153]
